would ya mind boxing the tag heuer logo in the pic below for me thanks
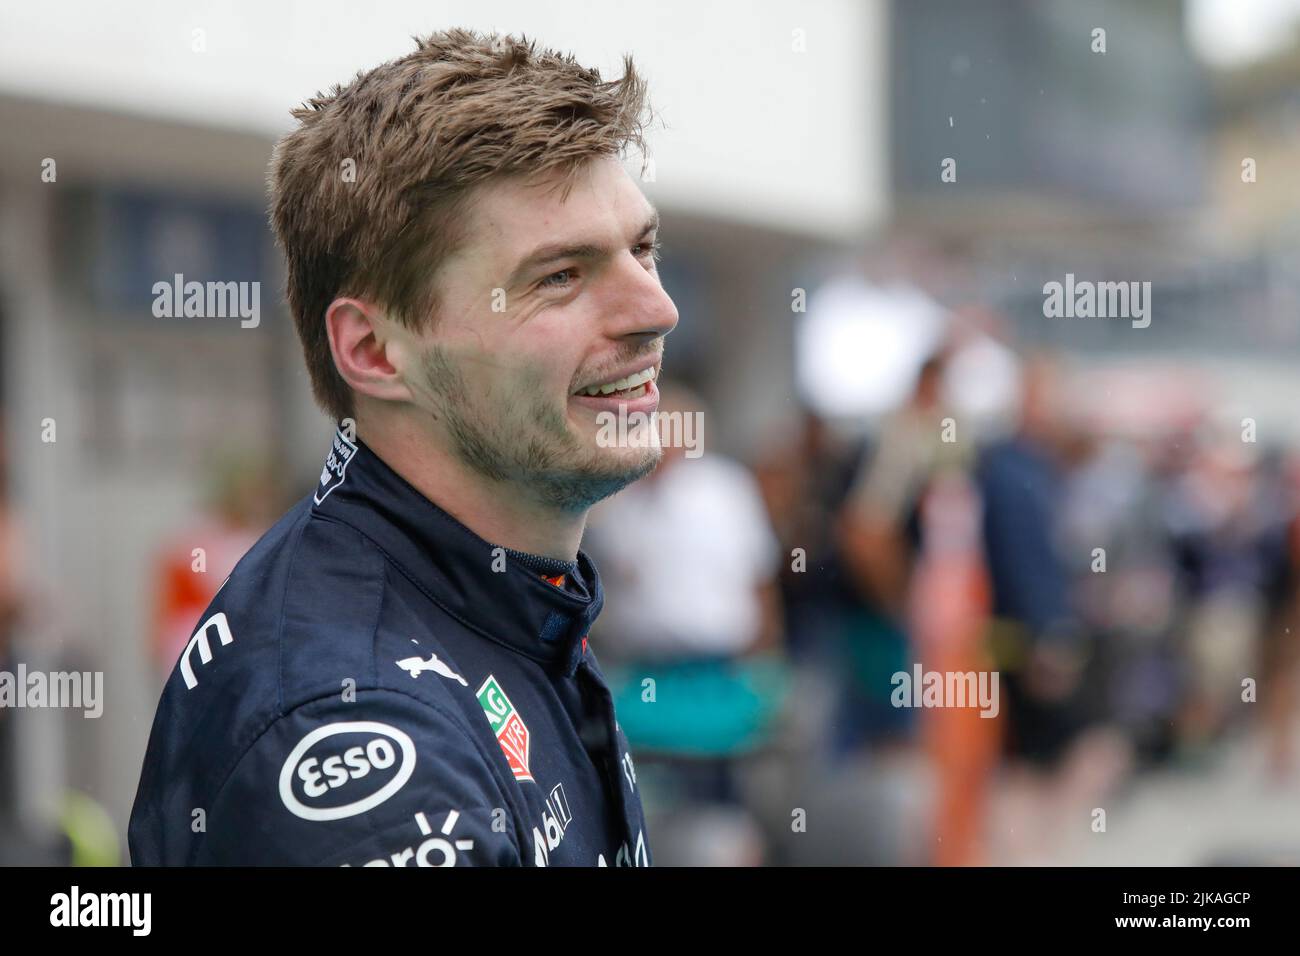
[476,675,533,783]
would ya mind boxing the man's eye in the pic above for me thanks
[635,240,663,262]
[540,268,575,289]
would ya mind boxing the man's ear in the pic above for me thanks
[325,298,413,404]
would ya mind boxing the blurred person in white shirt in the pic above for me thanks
[584,382,786,864]
[587,382,782,664]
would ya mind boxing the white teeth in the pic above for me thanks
[577,365,655,397]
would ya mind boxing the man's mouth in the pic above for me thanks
[572,364,658,401]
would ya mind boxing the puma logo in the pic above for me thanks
[396,652,468,686]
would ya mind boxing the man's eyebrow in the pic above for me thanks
[504,209,660,289]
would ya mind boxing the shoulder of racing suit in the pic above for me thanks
[129,498,529,866]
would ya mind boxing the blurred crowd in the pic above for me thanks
[584,315,1300,866]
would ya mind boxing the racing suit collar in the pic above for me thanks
[310,427,602,675]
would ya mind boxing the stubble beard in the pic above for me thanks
[420,344,661,512]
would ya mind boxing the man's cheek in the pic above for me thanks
[504,358,565,404]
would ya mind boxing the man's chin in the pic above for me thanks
[531,446,662,512]
[602,444,663,483]
[582,443,663,494]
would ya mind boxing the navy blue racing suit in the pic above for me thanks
[129,428,651,866]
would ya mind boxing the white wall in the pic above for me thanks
[0,0,887,240]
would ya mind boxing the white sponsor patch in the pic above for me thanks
[314,428,358,505]
[279,721,416,821]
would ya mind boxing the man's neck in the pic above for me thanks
[357,417,587,563]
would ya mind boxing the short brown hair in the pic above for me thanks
[268,28,652,421]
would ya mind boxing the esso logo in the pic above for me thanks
[279,721,416,821]
[300,738,396,798]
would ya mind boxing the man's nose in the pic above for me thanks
[604,254,679,342]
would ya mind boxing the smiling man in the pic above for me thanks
[128,29,675,866]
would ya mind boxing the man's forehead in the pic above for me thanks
[466,159,653,261]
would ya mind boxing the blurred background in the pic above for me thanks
[3,0,1300,865]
